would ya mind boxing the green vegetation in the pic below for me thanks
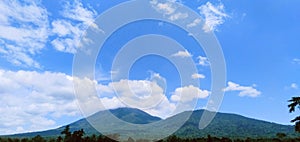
[1,126,300,142]
[6,108,296,139]
[2,108,299,141]
[288,97,300,132]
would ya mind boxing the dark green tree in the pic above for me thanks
[288,97,300,132]
[56,136,63,142]
[32,135,45,142]
[61,125,71,142]
[71,129,85,142]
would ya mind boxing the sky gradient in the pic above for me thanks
[0,0,300,135]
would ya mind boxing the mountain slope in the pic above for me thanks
[6,108,161,138]
[170,110,295,138]
[6,108,296,139]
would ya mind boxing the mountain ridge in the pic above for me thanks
[3,107,296,139]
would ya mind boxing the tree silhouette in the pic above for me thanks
[71,129,85,142]
[32,135,46,142]
[61,125,71,141]
[288,97,300,132]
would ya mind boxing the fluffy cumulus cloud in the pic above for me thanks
[171,50,192,58]
[198,2,229,32]
[0,69,211,134]
[171,85,210,102]
[97,79,176,118]
[0,0,49,68]
[224,81,261,97]
[0,69,79,134]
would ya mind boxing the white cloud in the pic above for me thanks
[171,85,210,102]
[198,56,210,66]
[97,79,176,118]
[149,72,167,92]
[198,2,229,32]
[0,0,99,67]
[293,58,300,64]
[150,0,188,21]
[224,81,261,97]
[150,0,176,15]
[191,73,205,79]
[291,83,298,89]
[171,50,192,58]
[187,18,201,28]
[61,0,97,25]
[51,0,98,54]
[169,12,188,21]
[0,69,210,134]
[0,69,80,134]
[0,0,49,68]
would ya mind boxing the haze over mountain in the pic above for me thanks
[5,108,296,139]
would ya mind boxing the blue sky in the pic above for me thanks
[0,0,300,135]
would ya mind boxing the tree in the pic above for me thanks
[32,135,46,142]
[56,136,63,142]
[61,125,71,142]
[288,97,300,132]
[71,129,85,142]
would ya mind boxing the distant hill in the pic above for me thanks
[172,110,296,138]
[5,108,296,139]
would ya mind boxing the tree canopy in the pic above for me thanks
[288,97,300,132]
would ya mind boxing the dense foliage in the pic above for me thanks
[1,127,300,142]
[8,108,296,139]
[288,97,300,132]
[2,108,299,141]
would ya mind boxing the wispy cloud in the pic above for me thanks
[150,0,188,21]
[198,56,210,66]
[191,73,205,79]
[0,0,98,68]
[224,81,261,97]
[51,0,98,54]
[291,83,298,89]
[198,2,229,32]
[171,50,192,58]
[293,58,300,64]
[169,12,188,21]
[0,0,49,68]
[187,18,202,28]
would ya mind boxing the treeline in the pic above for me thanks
[1,126,300,142]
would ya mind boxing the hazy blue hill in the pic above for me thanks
[5,108,297,139]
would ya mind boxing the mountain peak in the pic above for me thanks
[104,107,161,124]
[7,108,295,139]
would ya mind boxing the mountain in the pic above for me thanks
[6,108,161,138]
[171,110,296,138]
[5,108,296,139]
